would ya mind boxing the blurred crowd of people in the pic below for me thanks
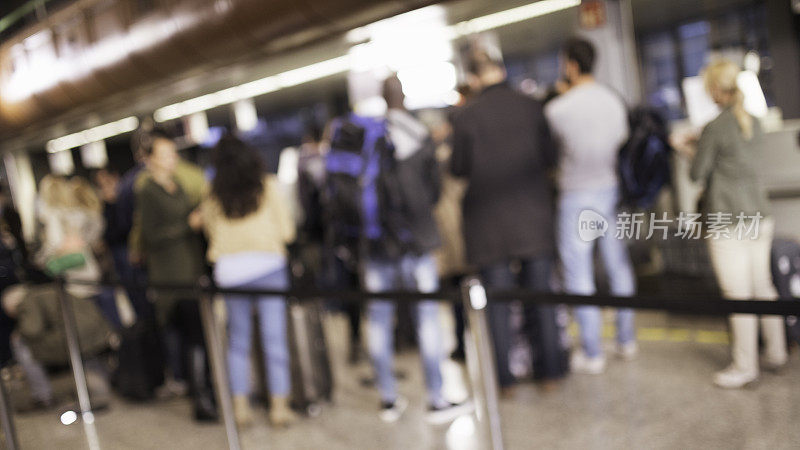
[0,35,788,432]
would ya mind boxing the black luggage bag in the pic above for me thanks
[771,238,800,346]
[286,251,333,416]
[287,298,333,416]
[112,318,165,400]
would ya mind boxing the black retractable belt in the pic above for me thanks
[64,278,800,316]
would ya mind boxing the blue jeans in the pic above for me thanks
[363,253,444,405]
[11,335,52,403]
[93,289,122,329]
[481,257,566,387]
[225,268,291,397]
[558,187,636,358]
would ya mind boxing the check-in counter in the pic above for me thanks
[671,119,800,241]
[758,120,800,240]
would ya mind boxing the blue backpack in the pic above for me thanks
[618,107,672,209]
[324,114,411,264]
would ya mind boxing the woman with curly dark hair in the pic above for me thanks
[202,135,297,427]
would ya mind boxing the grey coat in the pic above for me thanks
[690,108,770,218]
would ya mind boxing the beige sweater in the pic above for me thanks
[202,176,296,262]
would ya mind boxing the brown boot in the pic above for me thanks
[269,396,297,428]
[233,395,253,429]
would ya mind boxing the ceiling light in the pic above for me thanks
[451,0,581,36]
[46,117,139,153]
[152,0,580,122]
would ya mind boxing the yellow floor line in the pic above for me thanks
[694,330,730,345]
[637,327,667,341]
[566,325,729,345]
[667,329,692,342]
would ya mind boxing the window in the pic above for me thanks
[638,3,773,121]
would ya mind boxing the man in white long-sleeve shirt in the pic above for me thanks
[544,37,637,375]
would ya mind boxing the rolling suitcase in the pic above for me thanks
[112,318,164,400]
[771,238,800,345]
[287,298,333,416]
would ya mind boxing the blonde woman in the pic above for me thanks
[36,176,120,327]
[36,176,103,286]
[689,59,787,388]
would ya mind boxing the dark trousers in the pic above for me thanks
[163,299,206,381]
[93,289,122,329]
[321,252,362,345]
[110,245,153,323]
[480,256,566,387]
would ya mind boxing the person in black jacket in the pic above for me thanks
[451,51,567,392]
[363,76,472,424]
[108,124,154,324]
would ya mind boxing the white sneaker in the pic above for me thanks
[617,341,638,361]
[426,400,475,425]
[570,351,606,375]
[713,366,758,389]
[156,378,189,399]
[379,396,408,423]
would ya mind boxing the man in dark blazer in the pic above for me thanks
[451,51,567,391]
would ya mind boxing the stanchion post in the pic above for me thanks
[56,278,101,450]
[197,278,242,450]
[0,368,19,450]
[461,277,504,450]
[56,280,94,417]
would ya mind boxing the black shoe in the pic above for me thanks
[450,347,466,362]
[188,346,218,422]
[348,341,362,365]
[426,400,474,425]
[194,394,218,422]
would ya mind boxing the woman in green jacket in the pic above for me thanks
[136,128,216,420]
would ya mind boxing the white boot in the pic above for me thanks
[713,366,758,389]
[717,314,759,389]
[761,315,788,371]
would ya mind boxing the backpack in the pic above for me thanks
[618,107,672,209]
[323,114,411,266]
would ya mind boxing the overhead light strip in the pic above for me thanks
[153,55,352,122]
[46,117,139,153]
[45,1,579,147]
[452,0,581,35]
[153,0,579,123]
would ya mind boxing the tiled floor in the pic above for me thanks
[7,310,800,449]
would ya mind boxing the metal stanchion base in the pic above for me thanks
[461,278,504,450]
[57,279,101,450]
[198,287,242,450]
[0,372,19,450]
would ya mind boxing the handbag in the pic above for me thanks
[45,252,87,277]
